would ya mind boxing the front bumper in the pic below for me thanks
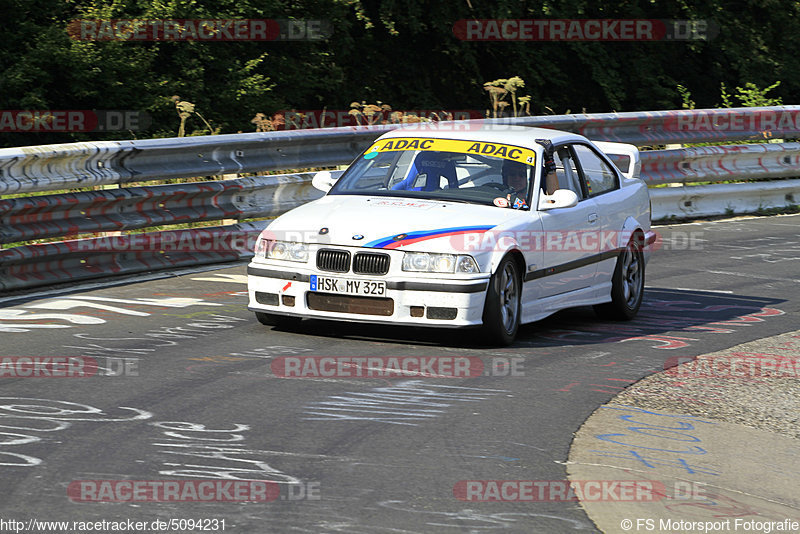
[247,263,490,328]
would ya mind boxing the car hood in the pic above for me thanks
[262,195,530,252]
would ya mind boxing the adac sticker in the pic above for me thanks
[365,137,536,165]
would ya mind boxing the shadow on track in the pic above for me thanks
[254,288,787,349]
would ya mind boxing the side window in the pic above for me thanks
[549,145,585,199]
[573,144,619,196]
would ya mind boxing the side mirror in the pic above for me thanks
[312,170,337,193]
[538,189,580,210]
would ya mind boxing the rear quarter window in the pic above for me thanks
[573,144,619,196]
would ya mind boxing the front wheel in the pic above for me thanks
[594,238,645,320]
[481,256,521,346]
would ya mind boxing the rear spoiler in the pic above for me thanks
[592,141,641,180]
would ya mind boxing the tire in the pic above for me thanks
[255,312,298,329]
[481,256,521,346]
[594,237,645,320]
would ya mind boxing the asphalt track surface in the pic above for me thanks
[0,214,798,533]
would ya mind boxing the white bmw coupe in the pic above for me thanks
[247,126,655,345]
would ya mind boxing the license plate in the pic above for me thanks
[310,275,386,297]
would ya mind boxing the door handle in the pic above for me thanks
[588,213,599,223]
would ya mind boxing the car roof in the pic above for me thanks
[377,124,586,148]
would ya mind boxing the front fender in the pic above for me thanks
[487,245,525,276]
[471,240,524,276]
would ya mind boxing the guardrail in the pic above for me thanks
[2,106,799,293]
[0,172,327,244]
[649,179,800,219]
[641,142,800,184]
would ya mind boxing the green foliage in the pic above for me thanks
[755,204,799,216]
[674,81,787,149]
[677,81,783,110]
[1,0,798,148]
[734,81,783,107]
[677,85,696,110]
[719,83,733,108]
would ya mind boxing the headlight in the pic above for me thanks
[402,252,479,273]
[255,238,309,262]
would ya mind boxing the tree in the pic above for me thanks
[1,0,797,148]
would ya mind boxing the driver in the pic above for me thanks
[500,160,529,209]
[502,160,528,196]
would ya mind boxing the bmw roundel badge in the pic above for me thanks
[352,234,364,240]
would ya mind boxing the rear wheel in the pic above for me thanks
[594,237,645,320]
[481,256,521,346]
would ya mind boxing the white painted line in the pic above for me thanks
[707,269,800,283]
[0,261,248,306]
[673,287,734,294]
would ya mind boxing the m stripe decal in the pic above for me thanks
[365,225,495,249]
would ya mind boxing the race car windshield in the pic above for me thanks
[329,138,536,210]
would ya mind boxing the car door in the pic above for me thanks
[571,143,627,293]
[535,144,602,301]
